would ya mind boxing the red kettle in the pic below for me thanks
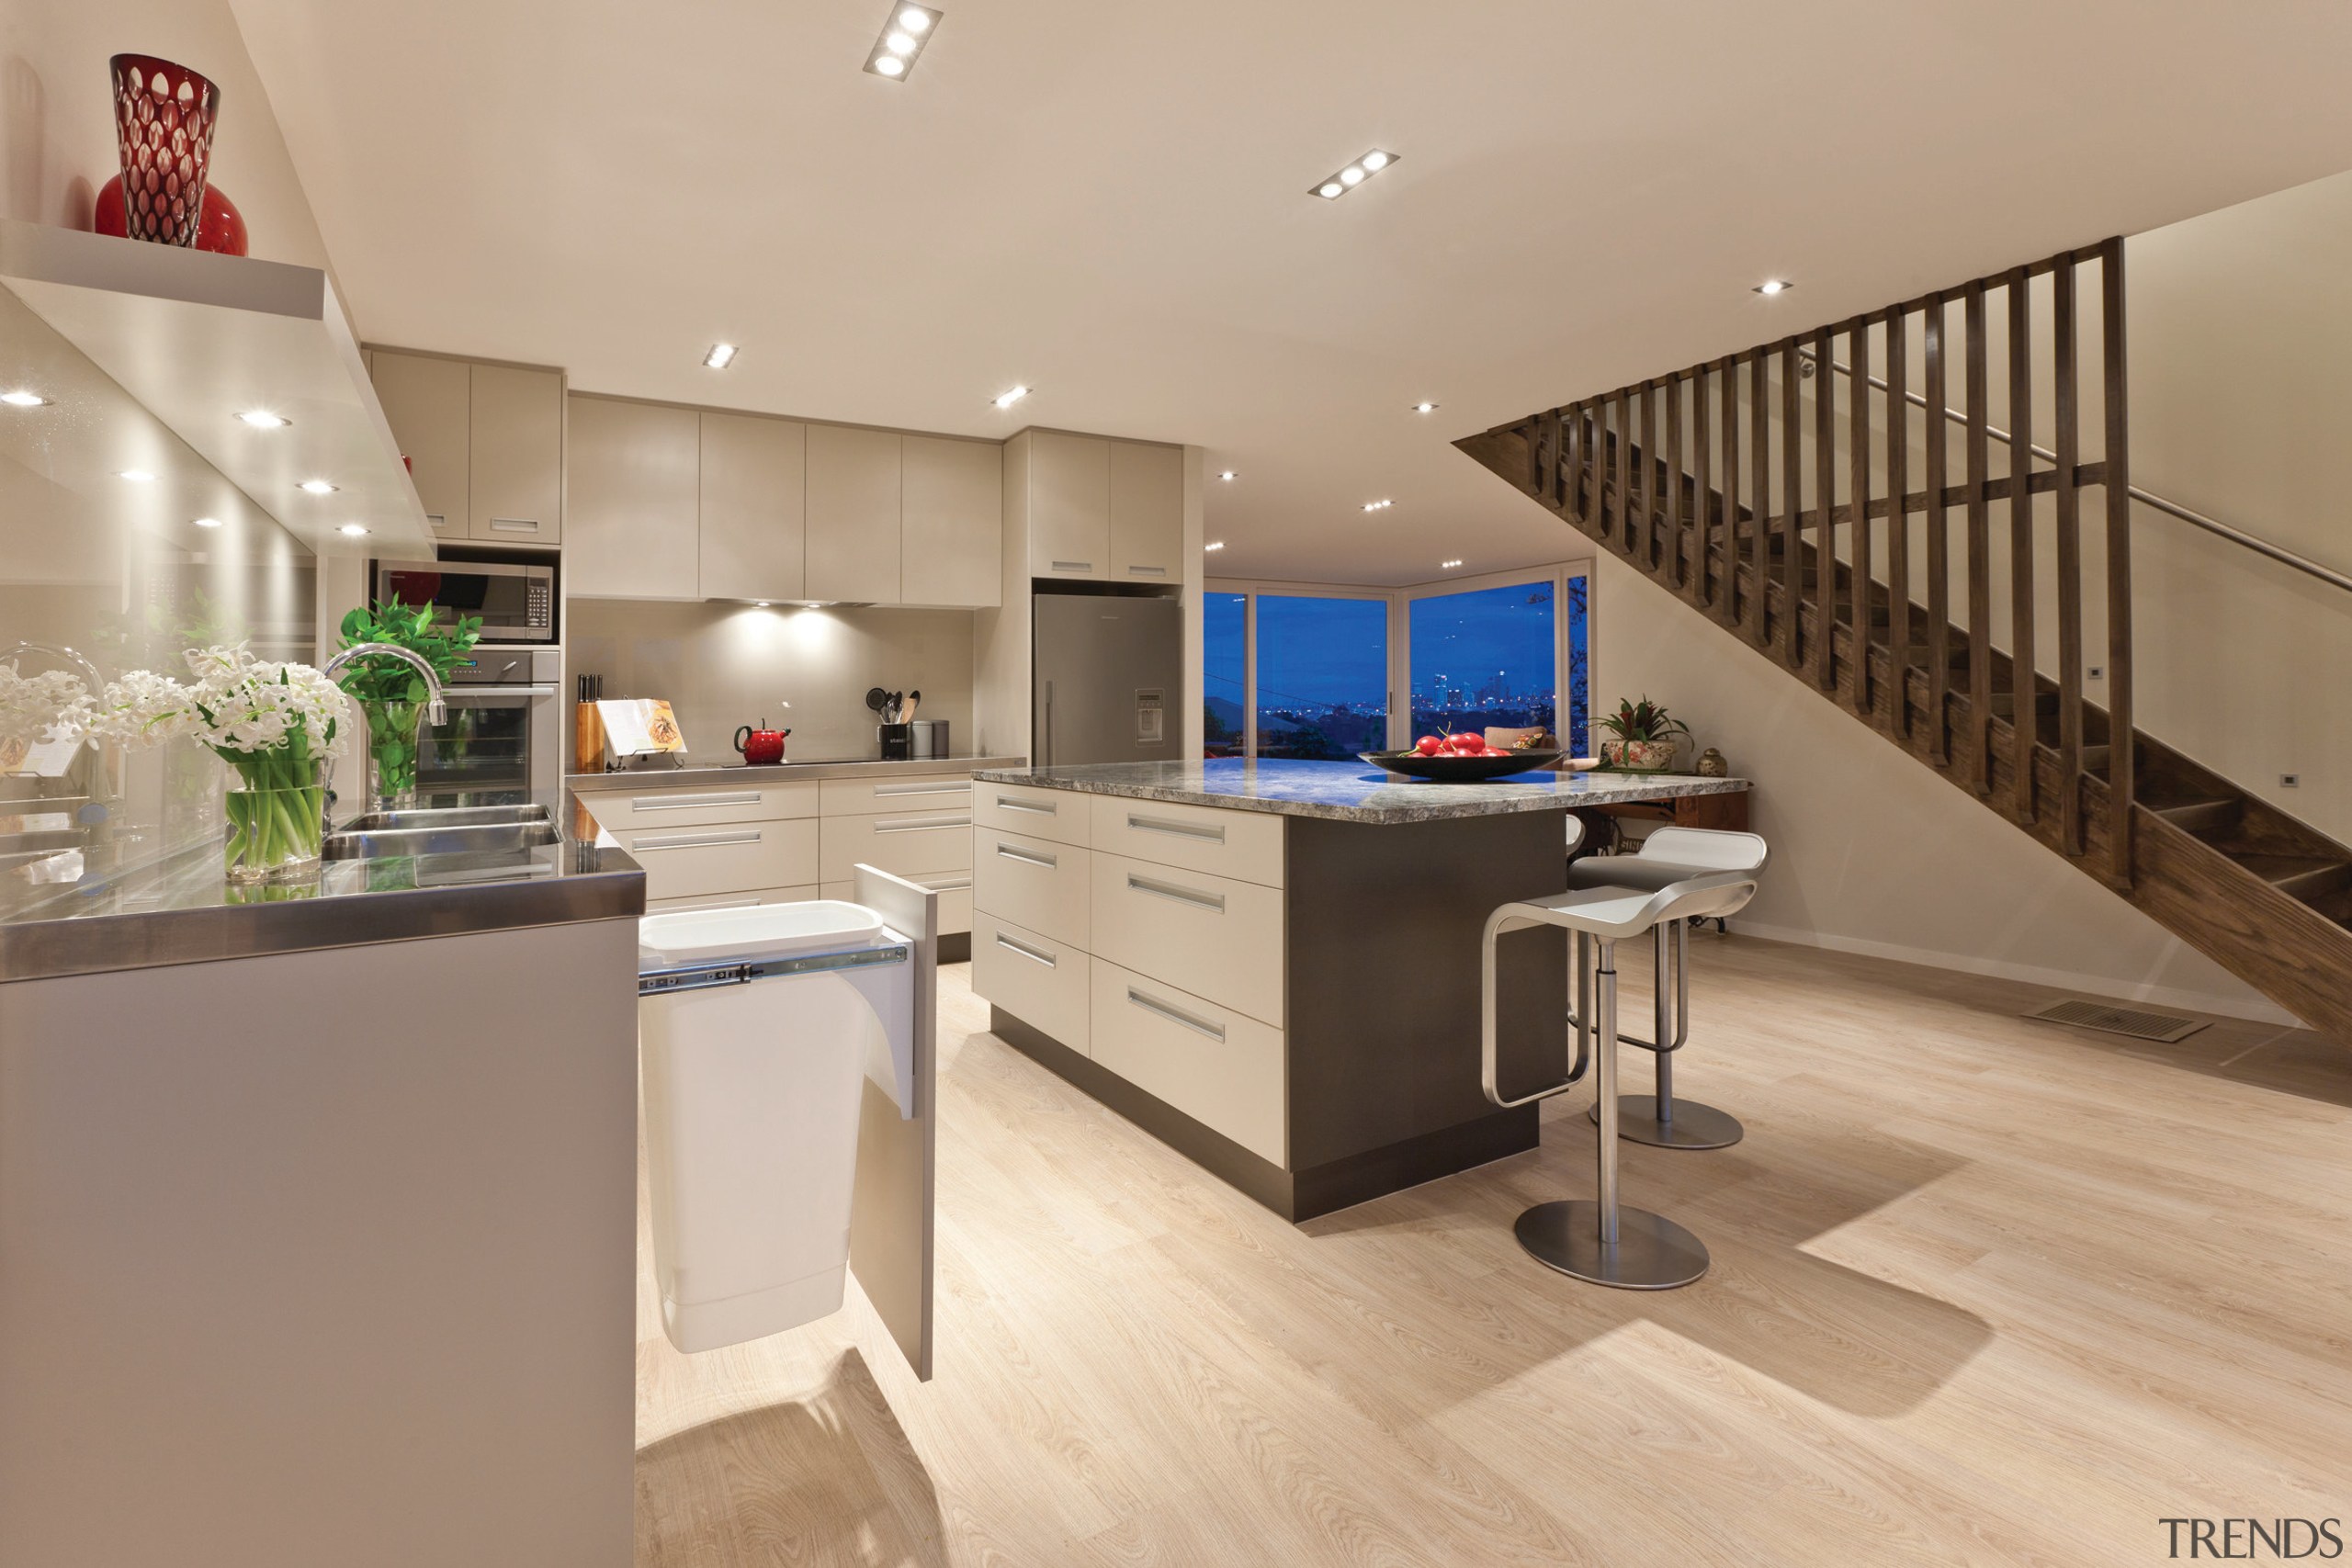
[733,721,789,765]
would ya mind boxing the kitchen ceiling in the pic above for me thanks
[228,0,2352,586]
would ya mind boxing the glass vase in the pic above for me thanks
[361,697,426,813]
[224,772,326,885]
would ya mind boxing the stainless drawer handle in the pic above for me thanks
[996,795,1056,816]
[1127,987,1226,1042]
[874,815,972,833]
[425,513,451,528]
[993,932,1057,968]
[1049,560,1093,573]
[632,829,762,852]
[1125,564,1169,577]
[1127,813,1224,843]
[633,790,763,811]
[488,516,542,533]
[995,843,1057,869]
[1126,874,1224,913]
[873,781,971,797]
[916,874,974,892]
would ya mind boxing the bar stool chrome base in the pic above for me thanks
[1514,1200,1711,1291]
[1589,1094,1744,1150]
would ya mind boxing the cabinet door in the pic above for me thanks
[368,351,469,540]
[564,396,699,600]
[1026,431,1109,580]
[806,424,902,604]
[1108,440,1182,583]
[698,412,805,602]
[901,435,1001,607]
[468,364,564,543]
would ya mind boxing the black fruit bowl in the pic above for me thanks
[1360,749,1564,782]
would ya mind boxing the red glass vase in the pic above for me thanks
[109,53,221,247]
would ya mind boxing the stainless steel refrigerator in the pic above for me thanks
[1033,592,1184,766]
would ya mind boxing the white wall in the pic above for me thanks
[1593,551,2288,1023]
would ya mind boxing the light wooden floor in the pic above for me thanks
[633,936,2352,1567]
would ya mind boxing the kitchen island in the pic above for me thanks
[968,758,1751,1219]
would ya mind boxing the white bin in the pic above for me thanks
[638,901,915,1354]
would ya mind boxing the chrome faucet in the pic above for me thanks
[322,643,448,724]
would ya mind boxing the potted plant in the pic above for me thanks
[1597,694,1691,771]
[333,600,481,811]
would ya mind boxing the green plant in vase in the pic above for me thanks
[1597,694,1692,772]
[334,599,481,811]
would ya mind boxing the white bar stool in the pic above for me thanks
[1570,827,1768,1151]
[1480,866,1758,1290]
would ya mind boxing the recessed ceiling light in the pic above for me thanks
[704,343,738,369]
[1362,498,1393,513]
[754,600,773,607]
[237,410,290,428]
[1,389,50,407]
[338,523,370,536]
[1216,470,1237,481]
[867,2,940,79]
[118,468,156,483]
[192,516,223,529]
[1754,279,1792,296]
[1310,149,1398,200]
[299,479,338,494]
[1442,558,1463,569]
[1411,401,1439,414]
[991,385,1031,410]
[1205,541,1226,552]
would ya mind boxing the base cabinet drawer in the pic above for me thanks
[823,874,971,937]
[973,828,1090,947]
[1091,960,1285,1165]
[820,807,974,882]
[973,782,1089,847]
[1090,852,1283,1027]
[1088,795,1284,887]
[820,773,974,816]
[579,781,819,832]
[648,885,819,916]
[617,818,819,902]
[972,912,1090,1055]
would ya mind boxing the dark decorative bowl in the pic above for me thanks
[1360,749,1565,782]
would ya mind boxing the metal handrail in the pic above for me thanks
[1800,349,2352,597]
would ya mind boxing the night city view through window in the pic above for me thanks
[1203,577,1590,761]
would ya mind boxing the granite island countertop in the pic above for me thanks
[973,759,1750,825]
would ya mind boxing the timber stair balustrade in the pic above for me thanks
[1457,237,2352,1041]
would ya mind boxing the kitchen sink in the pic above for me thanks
[323,803,560,860]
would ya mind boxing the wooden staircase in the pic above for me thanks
[1458,237,2352,1040]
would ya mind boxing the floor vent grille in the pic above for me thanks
[2027,998,2208,1043]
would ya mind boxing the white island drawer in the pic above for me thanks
[972,827,1090,947]
[616,818,820,902]
[1088,795,1284,887]
[973,782,1089,847]
[1090,852,1283,1028]
[579,779,819,832]
[820,773,973,816]
[1091,959,1284,1165]
[972,912,1091,1055]
[820,807,974,882]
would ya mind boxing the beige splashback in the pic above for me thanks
[567,598,975,764]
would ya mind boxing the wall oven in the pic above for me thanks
[372,557,556,645]
[416,649,563,802]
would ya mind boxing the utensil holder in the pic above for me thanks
[877,723,913,761]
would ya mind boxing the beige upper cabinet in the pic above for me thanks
[1108,441,1182,583]
[901,435,1001,607]
[565,396,699,600]
[806,424,903,604]
[368,350,469,540]
[698,412,806,603]
[1027,431,1110,580]
[468,364,564,545]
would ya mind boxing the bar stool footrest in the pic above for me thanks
[1513,1200,1710,1290]
[1587,1095,1745,1150]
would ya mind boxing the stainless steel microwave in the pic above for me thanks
[371,558,556,644]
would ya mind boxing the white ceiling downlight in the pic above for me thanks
[1310,149,1398,200]
[300,479,339,494]
[1754,278,1792,296]
[991,385,1031,410]
[867,4,941,80]
[1411,401,1438,413]
[338,523,370,536]
[1362,498,1392,512]
[237,409,290,428]
[1,389,48,407]
[704,343,738,368]
[193,516,223,528]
